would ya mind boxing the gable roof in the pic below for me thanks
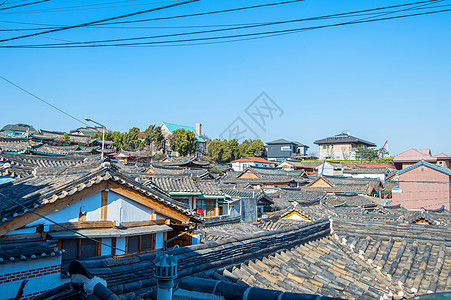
[162,122,205,143]
[0,162,200,234]
[1,123,36,133]
[396,160,451,176]
[266,138,308,147]
[314,133,376,147]
[432,152,451,159]
[393,148,436,163]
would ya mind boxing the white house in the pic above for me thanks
[0,162,199,298]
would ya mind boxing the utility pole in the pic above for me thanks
[85,118,106,160]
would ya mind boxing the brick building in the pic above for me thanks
[392,160,451,210]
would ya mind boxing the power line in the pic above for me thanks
[6,5,451,48]
[0,0,180,14]
[0,0,49,11]
[15,0,439,47]
[0,0,198,43]
[0,75,89,126]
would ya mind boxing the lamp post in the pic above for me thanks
[85,118,106,160]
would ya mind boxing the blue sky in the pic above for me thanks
[1,0,450,156]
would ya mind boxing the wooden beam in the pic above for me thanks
[48,220,115,232]
[0,182,108,236]
[119,220,165,227]
[101,191,108,221]
[108,181,190,224]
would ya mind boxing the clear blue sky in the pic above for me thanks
[1,0,450,156]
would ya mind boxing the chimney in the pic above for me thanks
[195,123,202,137]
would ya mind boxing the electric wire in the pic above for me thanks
[7,5,450,48]
[0,75,89,126]
[0,0,198,43]
[17,0,440,47]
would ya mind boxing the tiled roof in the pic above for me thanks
[396,160,451,176]
[304,176,382,194]
[162,122,205,143]
[0,240,62,264]
[333,220,451,296]
[0,162,199,226]
[314,133,376,147]
[323,193,376,207]
[393,148,436,163]
[1,123,36,133]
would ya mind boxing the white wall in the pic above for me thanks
[317,163,334,176]
[343,173,385,182]
[0,256,68,300]
[24,191,155,230]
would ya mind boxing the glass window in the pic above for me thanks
[281,146,290,151]
[127,236,139,252]
[80,239,97,258]
[61,239,78,261]
[322,145,327,149]
[197,199,216,217]
[141,234,154,250]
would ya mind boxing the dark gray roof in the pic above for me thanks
[1,123,36,133]
[0,162,199,226]
[0,240,62,264]
[314,133,376,147]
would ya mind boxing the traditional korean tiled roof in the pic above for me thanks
[0,240,62,264]
[0,137,39,153]
[343,166,395,175]
[65,219,331,298]
[304,176,382,194]
[231,156,276,164]
[0,162,200,227]
[274,188,327,203]
[1,123,37,133]
[333,220,451,296]
[279,160,323,169]
[314,133,376,147]
[221,168,309,186]
[323,193,376,208]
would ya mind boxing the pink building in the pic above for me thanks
[393,148,451,170]
[392,161,451,210]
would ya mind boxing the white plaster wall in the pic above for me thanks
[343,173,385,182]
[0,256,68,300]
[317,163,334,176]
[107,191,154,224]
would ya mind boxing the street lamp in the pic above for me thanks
[85,118,106,160]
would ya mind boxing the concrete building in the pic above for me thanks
[230,156,277,171]
[314,132,376,160]
[265,139,309,161]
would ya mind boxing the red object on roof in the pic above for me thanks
[197,208,204,215]
[231,156,275,164]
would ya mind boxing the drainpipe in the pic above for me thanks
[154,254,177,300]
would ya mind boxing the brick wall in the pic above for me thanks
[0,264,60,285]
[392,165,451,210]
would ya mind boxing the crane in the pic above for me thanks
[378,140,388,158]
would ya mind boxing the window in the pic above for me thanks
[196,199,216,217]
[280,146,290,151]
[322,145,327,149]
[126,234,155,253]
[61,238,99,261]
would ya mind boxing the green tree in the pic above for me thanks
[143,125,164,153]
[125,127,141,149]
[355,147,378,160]
[207,139,225,162]
[63,133,70,144]
[223,139,240,162]
[170,129,197,156]
[239,139,265,157]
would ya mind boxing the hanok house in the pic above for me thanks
[137,175,226,218]
[0,162,200,299]
[392,160,451,210]
[314,132,376,160]
[221,167,309,190]
[230,156,277,171]
[304,175,383,197]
